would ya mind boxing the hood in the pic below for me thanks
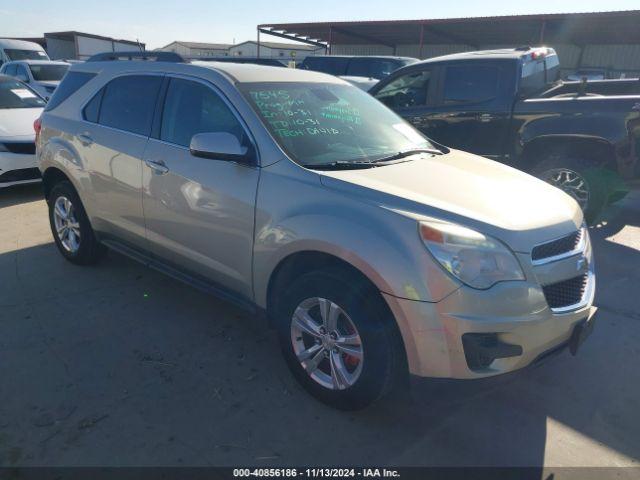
[0,107,42,139]
[318,150,582,252]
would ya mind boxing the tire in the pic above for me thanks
[48,181,106,265]
[532,156,609,225]
[275,267,406,410]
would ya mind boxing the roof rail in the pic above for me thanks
[514,45,532,51]
[86,51,186,63]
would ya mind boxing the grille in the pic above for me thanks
[1,142,36,155]
[532,229,582,261]
[542,274,589,310]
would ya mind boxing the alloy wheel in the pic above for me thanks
[290,297,364,390]
[53,196,81,253]
[540,168,590,210]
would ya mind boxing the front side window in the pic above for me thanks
[29,64,69,82]
[375,69,432,108]
[98,75,162,136]
[241,82,434,167]
[443,65,499,104]
[5,49,48,61]
[161,78,244,147]
[0,78,46,109]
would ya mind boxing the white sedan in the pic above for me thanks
[0,60,70,100]
[0,75,45,188]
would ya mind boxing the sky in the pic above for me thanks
[2,0,639,49]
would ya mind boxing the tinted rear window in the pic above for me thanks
[29,64,69,81]
[443,65,499,104]
[302,57,349,75]
[98,75,162,136]
[44,71,95,111]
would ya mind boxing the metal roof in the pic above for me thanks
[160,41,231,50]
[259,10,640,48]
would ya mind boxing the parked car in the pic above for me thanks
[299,55,417,80]
[0,60,70,100]
[0,39,49,66]
[200,57,287,67]
[37,53,596,409]
[370,47,640,222]
[0,75,45,187]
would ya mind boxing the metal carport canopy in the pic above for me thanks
[258,10,640,52]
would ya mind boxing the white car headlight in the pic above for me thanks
[419,220,525,289]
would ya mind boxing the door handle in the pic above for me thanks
[77,132,93,146]
[477,113,495,122]
[145,159,169,175]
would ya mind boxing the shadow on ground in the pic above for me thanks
[0,184,638,473]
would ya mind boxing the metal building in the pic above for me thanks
[155,41,231,59]
[44,32,144,61]
[258,10,640,78]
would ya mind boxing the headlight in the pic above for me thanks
[419,220,524,289]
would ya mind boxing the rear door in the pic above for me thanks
[425,62,514,157]
[141,75,259,300]
[77,73,163,248]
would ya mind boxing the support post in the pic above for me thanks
[257,28,260,58]
[539,21,546,45]
[419,23,425,59]
[328,26,333,55]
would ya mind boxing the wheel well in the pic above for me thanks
[523,137,616,172]
[267,251,381,320]
[266,250,409,372]
[42,167,72,200]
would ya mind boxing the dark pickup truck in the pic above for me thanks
[370,47,640,221]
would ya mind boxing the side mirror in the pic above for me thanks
[189,132,254,164]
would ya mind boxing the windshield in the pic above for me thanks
[0,78,46,109]
[5,49,48,61]
[29,64,69,81]
[240,82,435,167]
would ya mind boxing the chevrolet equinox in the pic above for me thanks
[36,52,597,409]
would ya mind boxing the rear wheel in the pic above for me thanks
[275,268,406,410]
[48,181,105,265]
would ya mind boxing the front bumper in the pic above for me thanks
[385,287,595,379]
[384,228,596,379]
[0,151,40,187]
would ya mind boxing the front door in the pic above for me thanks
[142,76,259,300]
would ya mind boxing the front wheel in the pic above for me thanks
[275,268,406,410]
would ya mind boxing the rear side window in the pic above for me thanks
[83,88,103,123]
[98,75,162,136]
[443,65,499,104]
[4,64,17,76]
[160,78,244,147]
[44,71,95,111]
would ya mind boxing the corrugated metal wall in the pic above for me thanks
[332,43,640,77]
